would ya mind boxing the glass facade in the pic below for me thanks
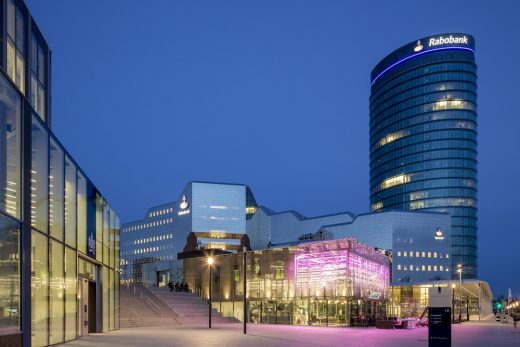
[0,213,19,334]
[0,1,120,345]
[369,33,478,278]
[184,239,390,326]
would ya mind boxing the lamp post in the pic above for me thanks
[451,283,456,323]
[208,256,213,329]
[457,264,462,323]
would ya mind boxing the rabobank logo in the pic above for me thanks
[428,35,468,47]
[414,40,424,52]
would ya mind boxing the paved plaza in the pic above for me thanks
[60,321,520,347]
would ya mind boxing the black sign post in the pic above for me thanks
[429,307,451,347]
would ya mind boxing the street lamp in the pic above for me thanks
[451,283,456,323]
[208,256,214,329]
[457,264,462,323]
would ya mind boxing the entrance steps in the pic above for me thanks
[148,287,239,325]
[120,285,180,328]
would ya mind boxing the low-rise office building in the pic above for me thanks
[248,208,452,285]
[184,238,390,326]
[0,1,120,346]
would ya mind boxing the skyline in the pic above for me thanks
[25,0,520,296]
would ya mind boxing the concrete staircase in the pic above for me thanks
[120,285,180,328]
[148,287,239,325]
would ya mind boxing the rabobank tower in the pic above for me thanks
[369,33,478,279]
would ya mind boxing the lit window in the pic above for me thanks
[371,201,383,211]
[422,265,425,271]
[409,252,414,258]
[446,254,449,258]
[428,252,431,258]
[422,252,425,258]
[410,265,414,271]
[397,264,401,270]
[397,252,401,257]
[381,174,411,190]
[404,252,407,257]
[416,252,419,257]
[427,266,431,271]
[378,130,407,147]
[434,252,437,258]
[440,266,444,271]
[434,266,437,271]
[432,99,468,111]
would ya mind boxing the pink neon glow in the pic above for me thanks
[294,239,390,299]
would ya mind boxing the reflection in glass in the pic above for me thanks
[65,157,77,247]
[0,214,20,333]
[77,172,87,254]
[0,75,21,218]
[32,231,49,347]
[49,240,64,344]
[65,247,77,341]
[31,116,49,232]
[49,139,64,240]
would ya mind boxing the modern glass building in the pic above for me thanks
[121,181,256,285]
[0,1,120,346]
[369,33,478,279]
[184,239,390,326]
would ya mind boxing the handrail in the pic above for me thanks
[129,308,141,327]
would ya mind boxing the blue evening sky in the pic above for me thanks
[25,0,520,297]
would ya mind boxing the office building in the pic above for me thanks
[249,208,452,285]
[121,181,255,285]
[369,33,478,278]
[0,1,120,345]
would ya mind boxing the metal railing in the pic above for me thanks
[128,308,141,327]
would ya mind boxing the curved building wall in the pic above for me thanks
[369,33,477,278]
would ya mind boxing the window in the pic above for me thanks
[0,214,20,333]
[49,139,64,240]
[65,157,77,247]
[31,116,49,232]
[30,32,47,120]
[0,75,21,218]
[6,0,25,93]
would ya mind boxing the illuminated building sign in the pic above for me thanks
[428,35,469,47]
[178,195,190,215]
[371,33,474,86]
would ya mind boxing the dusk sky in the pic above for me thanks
[25,0,520,297]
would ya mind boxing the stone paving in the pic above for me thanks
[60,321,520,347]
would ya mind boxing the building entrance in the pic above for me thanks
[78,258,99,336]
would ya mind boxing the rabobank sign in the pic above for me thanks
[428,35,469,47]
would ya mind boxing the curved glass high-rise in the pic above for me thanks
[369,33,477,278]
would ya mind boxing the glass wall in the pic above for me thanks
[184,239,390,327]
[0,213,19,334]
[31,116,49,232]
[30,31,47,120]
[6,0,25,94]
[26,117,120,345]
[49,240,64,345]
[32,231,48,347]
[49,139,64,240]
[0,74,21,218]
[77,172,87,254]
[64,247,77,341]
[64,156,77,247]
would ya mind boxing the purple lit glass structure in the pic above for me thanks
[184,238,391,327]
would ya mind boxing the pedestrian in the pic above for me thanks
[175,282,179,292]
[167,280,173,292]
